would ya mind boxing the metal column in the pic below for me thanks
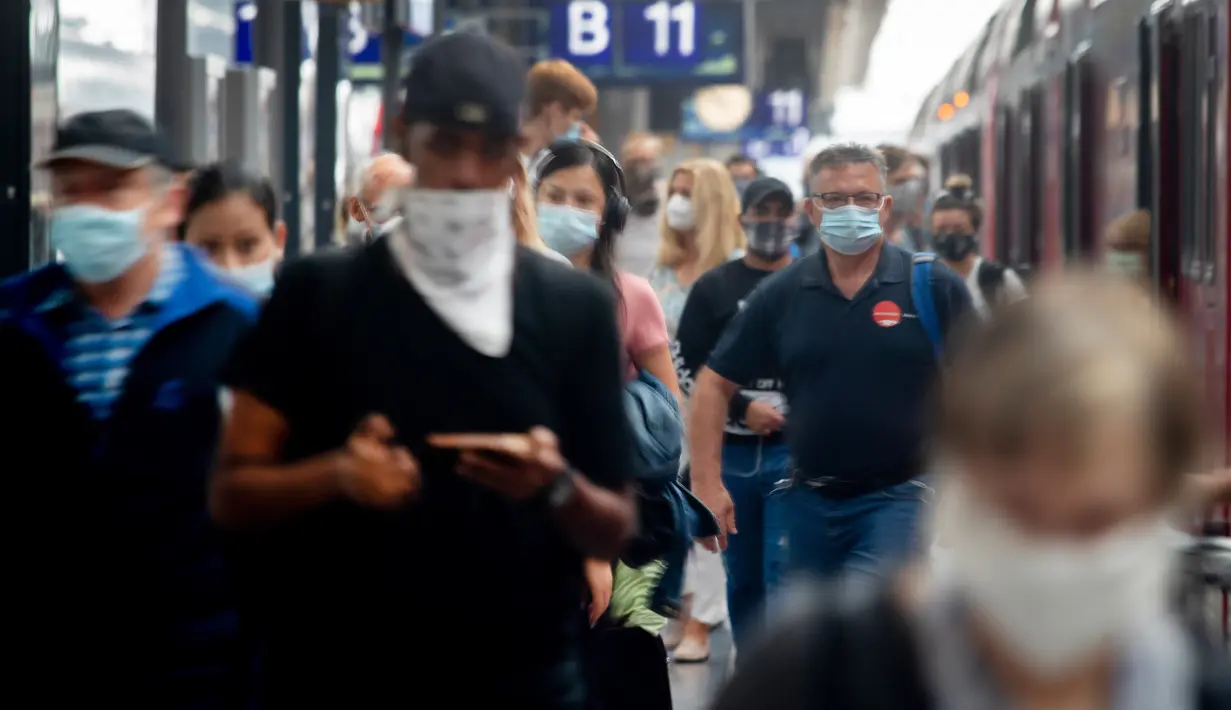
[381,0,404,151]
[255,0,302,256]
[154,0,191,166]
[0,0,32,278]
[315,3,340,250]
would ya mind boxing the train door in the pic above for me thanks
[1019,85,1044,279]
[1063,42,1096,258]
[1144,2,1182,303]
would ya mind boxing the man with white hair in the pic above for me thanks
[615,132,667,276]
[347,151,414,243]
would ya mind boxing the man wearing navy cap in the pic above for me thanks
[674,176,797,653]
[0,109,259,706]
[214,32,636,709]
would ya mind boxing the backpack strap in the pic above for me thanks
[911,253,944,360]
[976,260,1007,307]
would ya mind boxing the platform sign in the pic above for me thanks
[744,128,812,160]
[548,0,743,85]
[234,1,311,64]
[680,90,809,145]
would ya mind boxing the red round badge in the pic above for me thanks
[872,301,902,328]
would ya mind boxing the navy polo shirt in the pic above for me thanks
[707,243,971,485]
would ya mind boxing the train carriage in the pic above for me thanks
[912,0,1230,640]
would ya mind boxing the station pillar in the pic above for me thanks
[0,0,33,278]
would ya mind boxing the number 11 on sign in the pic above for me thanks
[643,1,695,57]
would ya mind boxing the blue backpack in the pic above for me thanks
[910,253,943,359]
[621,370,719,617]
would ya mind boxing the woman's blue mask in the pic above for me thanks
[561,122,582,141]
[51,204,148,283]
[537,202,599,256]
[819,205,883,255]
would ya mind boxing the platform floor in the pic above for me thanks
[668,625,734,710]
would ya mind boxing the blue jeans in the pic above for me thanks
[721,440,791,651]
[785,477,933,584]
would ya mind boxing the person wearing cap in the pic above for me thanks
[346,151,415,244]
[211,32,637,709]
[673,176,797,653]
[0,109,259,706]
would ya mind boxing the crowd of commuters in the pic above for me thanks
[4,28,1230,710]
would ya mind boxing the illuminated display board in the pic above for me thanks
[681,89,809,150]
[548,0,744,85]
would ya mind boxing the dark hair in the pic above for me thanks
[534,139,627,300]
[179,160,278,240]
[726,154,757,171]
[931,173,983,231]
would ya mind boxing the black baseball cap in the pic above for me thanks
[38,109,169,170]
[741,176,795,214]
[400,31,526,139]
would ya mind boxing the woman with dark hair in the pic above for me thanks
[533,138,679,710]
[931,174,1026,319]
[181,160,285,296]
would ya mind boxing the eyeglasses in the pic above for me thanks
[811,192,885,210]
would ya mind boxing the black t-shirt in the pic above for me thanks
[675,258,787,446]
[223,240,632,709]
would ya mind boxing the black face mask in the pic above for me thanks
[744,221,793,260]
[935,233,979,262]
[626,164,661,216]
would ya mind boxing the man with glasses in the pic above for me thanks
[346,152,414,243]
[689,143,971,583]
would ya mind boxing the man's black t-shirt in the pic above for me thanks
[223,240,633,709]
[675,258,787,446]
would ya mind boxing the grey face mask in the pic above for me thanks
[889,179,924,215]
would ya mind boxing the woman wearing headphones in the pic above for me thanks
[534,139,679,710]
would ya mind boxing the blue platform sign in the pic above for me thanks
[548,0,743,85]
[680,89,810,151]
[234,1,310,64]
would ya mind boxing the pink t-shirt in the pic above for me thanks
[615,272,670,382]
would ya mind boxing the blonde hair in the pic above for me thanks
[656,159,746,271]
[940,271,1201,488]
[511,161,548,252]
[1104,209,1151,251]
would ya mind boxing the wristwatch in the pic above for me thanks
[543,468,578,510]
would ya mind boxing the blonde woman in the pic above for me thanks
[651,158,745,662]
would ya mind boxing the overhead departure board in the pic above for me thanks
[548,0,744,85]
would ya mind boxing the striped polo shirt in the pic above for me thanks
[35,245,187,419]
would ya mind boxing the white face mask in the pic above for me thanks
[228,257,276,296]
[388,188,517,357]
[665,194,695,231]
[944,485,1176,678]
[368,192,399,224]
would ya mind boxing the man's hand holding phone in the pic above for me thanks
[338,414,421,508]
[427,427,568,501]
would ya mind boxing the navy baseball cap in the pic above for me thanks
[741,176,795,214]
[400,32,526,139]
[38,109,169,169]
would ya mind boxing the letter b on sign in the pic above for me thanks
[568,0,610,57]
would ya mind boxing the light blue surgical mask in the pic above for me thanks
[819,205,883,255]
[50,204,149,283]
[561,122,582,141]
[228,258,276,297]
[537,202,599,256]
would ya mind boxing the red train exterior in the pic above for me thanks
[911,0,1228,636]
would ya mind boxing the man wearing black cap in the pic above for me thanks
[673,176,797,653]
[212,31,636,709]
[0,110,259,706]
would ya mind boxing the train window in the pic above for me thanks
[1025,86,1044,267]
[1202,13,1218,285]
[1063,45,1094,258]
[995,104,1014,262]
[1178,11,1204,281]
[1013,0,1038,58]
